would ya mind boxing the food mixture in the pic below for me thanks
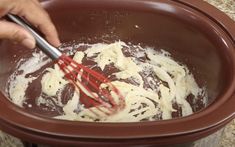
[7,41,207,122]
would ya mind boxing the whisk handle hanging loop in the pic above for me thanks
[6,14,62,60]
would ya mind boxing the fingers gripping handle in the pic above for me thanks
[6,14,62,60]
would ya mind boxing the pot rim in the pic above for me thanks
[176,0,235,43]
[0,0,234,142]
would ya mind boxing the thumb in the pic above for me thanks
[0,20,35,49]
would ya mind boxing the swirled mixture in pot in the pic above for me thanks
[7,41,207,122]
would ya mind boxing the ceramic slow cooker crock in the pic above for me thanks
[0,0,234,146]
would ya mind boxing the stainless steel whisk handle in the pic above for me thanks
[6,14,62,60]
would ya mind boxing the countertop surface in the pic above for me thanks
[0,0,234,147]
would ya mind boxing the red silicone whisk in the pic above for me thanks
[6,14,125,115]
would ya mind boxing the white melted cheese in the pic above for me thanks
[41,64,68,96]
[8,75,35,107]
[57,42,206,122]
[8,52,50,106]
[7,41,207,122]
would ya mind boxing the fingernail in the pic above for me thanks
[21,38,35,49]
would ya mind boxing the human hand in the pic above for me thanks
[0,0,60,49]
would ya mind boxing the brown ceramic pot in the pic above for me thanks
[0,0,234,146]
